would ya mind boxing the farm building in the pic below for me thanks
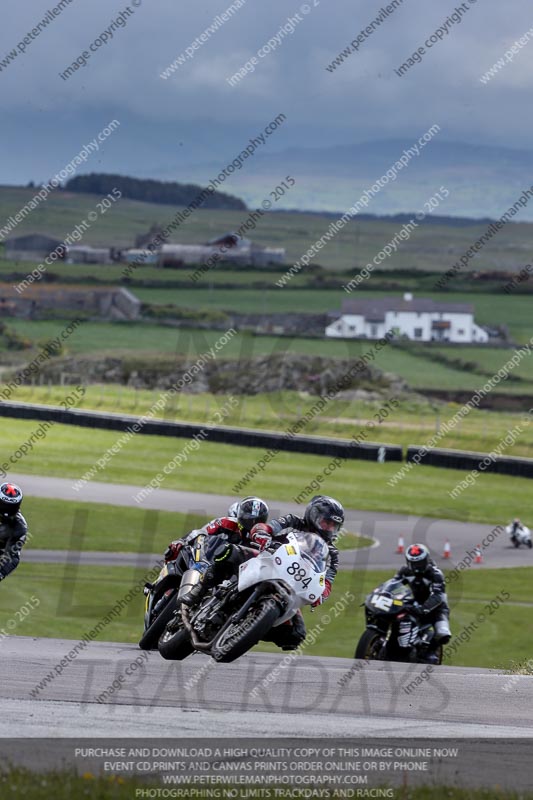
[0,285,140,320]
[66,245,112,264]
[326,294,489,343]
[5,234,65,262]
[125,232,286,268]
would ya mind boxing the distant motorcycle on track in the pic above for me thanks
[506,521,532,549]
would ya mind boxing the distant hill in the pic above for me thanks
[176,139,533,221]
[65,173,246,212]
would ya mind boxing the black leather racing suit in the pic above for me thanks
[393,561,451,647]
[0,512,28,580]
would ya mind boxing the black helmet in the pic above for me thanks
[303,495,344,542]
[237,497,269,532]
[0,483,22,516]
[405,543,430,575]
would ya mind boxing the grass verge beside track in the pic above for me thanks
[1,770,530,799]
[3,418,533,525]
[8,563,532,669]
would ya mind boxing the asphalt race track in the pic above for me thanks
[5,637,533,738]
[13,471,533,570]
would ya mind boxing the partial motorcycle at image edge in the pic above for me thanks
[355,577,443,665]
[157,529,328,663]
[506,521,533,549]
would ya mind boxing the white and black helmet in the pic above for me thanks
[405,543,430,575]
[236,497,269,532]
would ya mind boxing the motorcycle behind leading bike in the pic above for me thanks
[355,577,443,664]
[158,529,328,663]
[139,530,205,650]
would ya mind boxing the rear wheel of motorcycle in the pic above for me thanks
[211,597,280,663]
[514,539,520,548]
[158,616,195,661]
[355,628,384,660]
[433,644,443,665]
[139,593,179,651]
[528,541,532,549]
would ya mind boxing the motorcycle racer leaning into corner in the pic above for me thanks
[0,483,28,582]
[393,542,451,665]
[179,494,344,652]
[163,496,269,566]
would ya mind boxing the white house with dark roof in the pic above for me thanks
[326,293,489,343]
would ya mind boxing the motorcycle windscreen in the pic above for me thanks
[294,531,329,574]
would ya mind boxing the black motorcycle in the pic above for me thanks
[138,532,205,650]
[355,577,443,664]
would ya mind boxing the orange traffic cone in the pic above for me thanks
[443,540,451,559]
[475,545,483,564]
[396,535,405,554]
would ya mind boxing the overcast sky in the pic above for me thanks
[1,0,532,185]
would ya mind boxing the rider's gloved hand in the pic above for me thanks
[312,579,332,607]
[250,523,273,551]
[164,541,183,562]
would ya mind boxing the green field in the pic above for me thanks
[3,184,533,273]
[2,417,533,525]
[4,316,533,398]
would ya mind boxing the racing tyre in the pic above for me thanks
[355,628,385,660]
[139,593,179,651]
[211,597,280,663]
[158,616,195,661]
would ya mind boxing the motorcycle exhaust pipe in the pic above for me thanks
[177,568,203,602]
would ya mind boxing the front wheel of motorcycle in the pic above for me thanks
[211,596,280,663]
[139,593,179,651]
[158,615,195,661]
[354,628,385,660]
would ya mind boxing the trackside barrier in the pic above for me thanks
[0,401,403,462]
[407,445,533,478]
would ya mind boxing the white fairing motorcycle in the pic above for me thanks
[506,523,533,549]
[158,529,328,663]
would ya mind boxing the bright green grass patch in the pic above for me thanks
[3,417,533,525]
[7,563,532,670]
[7,385,533,458]
[21,497,208,553]
[0,771,144,800]
[337,532,374,550]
